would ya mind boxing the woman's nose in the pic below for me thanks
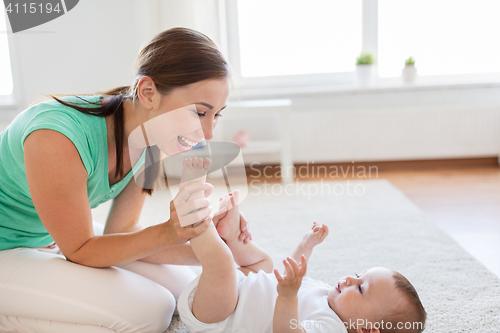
[202,126,213,141]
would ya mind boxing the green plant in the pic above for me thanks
[356,52,374,65]
[405,56,415,66]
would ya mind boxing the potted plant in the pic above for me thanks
[402,56,417,82]
[355,51,375,86]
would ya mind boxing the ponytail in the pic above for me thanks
[46,87,159,196]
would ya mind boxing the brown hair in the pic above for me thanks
[379,271,427,333]
[44,27,230,195]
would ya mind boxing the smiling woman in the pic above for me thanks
[0,27,250,333]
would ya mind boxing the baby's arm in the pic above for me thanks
[273,256,307,333]
[290,223,328,270]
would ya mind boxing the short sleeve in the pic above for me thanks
[21,111,94,177]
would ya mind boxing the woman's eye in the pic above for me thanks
[358,285,363,294]
[191,110,222,118]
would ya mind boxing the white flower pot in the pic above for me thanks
[355,65,375,86]
[402,65,417,82]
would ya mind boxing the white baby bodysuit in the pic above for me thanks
[179,269,348,333]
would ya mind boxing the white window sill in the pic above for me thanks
[232,73,500,99]
[0,95,17,108]
[0,95,20,124]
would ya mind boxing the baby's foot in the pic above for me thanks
[214,190,240,241]
[301,222,329,249]
[179,157,211,191]
[179,157,211,227]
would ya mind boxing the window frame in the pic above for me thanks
[223,0,500,95]
[224,0,376,89]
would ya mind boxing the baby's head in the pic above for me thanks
[328,267,426,333]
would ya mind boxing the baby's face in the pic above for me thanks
[328,267,404,327]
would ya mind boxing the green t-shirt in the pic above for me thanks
[0,95,146,250]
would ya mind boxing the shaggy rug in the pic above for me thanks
[92,179,500,332]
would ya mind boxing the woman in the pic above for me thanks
[0,27,251,333]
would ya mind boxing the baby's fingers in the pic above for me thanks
[274,269,284,283]
[299,254,308,276]
[287,257,300,273]
[283,259,295,280]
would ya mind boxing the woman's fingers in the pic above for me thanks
[185,215,211,236]
[163,212,211,245]
[174,182,213,205]
[176,197,211,217]
[177,206,212,226]
[204,185,214,198]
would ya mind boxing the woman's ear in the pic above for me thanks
[136,76,157,110]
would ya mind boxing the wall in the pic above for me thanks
[5,0,161,111]
[3,0,225,112]
[223,84,500,164]
[2,0,499,164]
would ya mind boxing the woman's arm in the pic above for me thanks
[102,172,201,265]
[103,176,252,265]
[24,129,210,268]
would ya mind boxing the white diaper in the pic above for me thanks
[178,269,247,333]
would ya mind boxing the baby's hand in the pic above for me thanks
[274,255,307,298]
[302,222,329,249]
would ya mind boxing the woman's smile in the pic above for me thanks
[179,135,199,147]
[176,135,202,152]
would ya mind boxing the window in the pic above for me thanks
[378,0,500,77]
[226,0,500,90]
[225,0,363,88]
[236,0,361,78]
[0,5,14,96]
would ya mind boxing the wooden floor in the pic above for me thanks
[246,158,500,278]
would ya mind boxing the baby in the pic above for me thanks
[178,158,426,333]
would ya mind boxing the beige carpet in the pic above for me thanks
[92,179,500,332]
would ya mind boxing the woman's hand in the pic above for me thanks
[160,182,214,246]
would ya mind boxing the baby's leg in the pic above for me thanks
[215,190,273,275]
[290,222,329,266]
[189,223,238,324]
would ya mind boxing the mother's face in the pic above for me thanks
[141,78,230,156]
